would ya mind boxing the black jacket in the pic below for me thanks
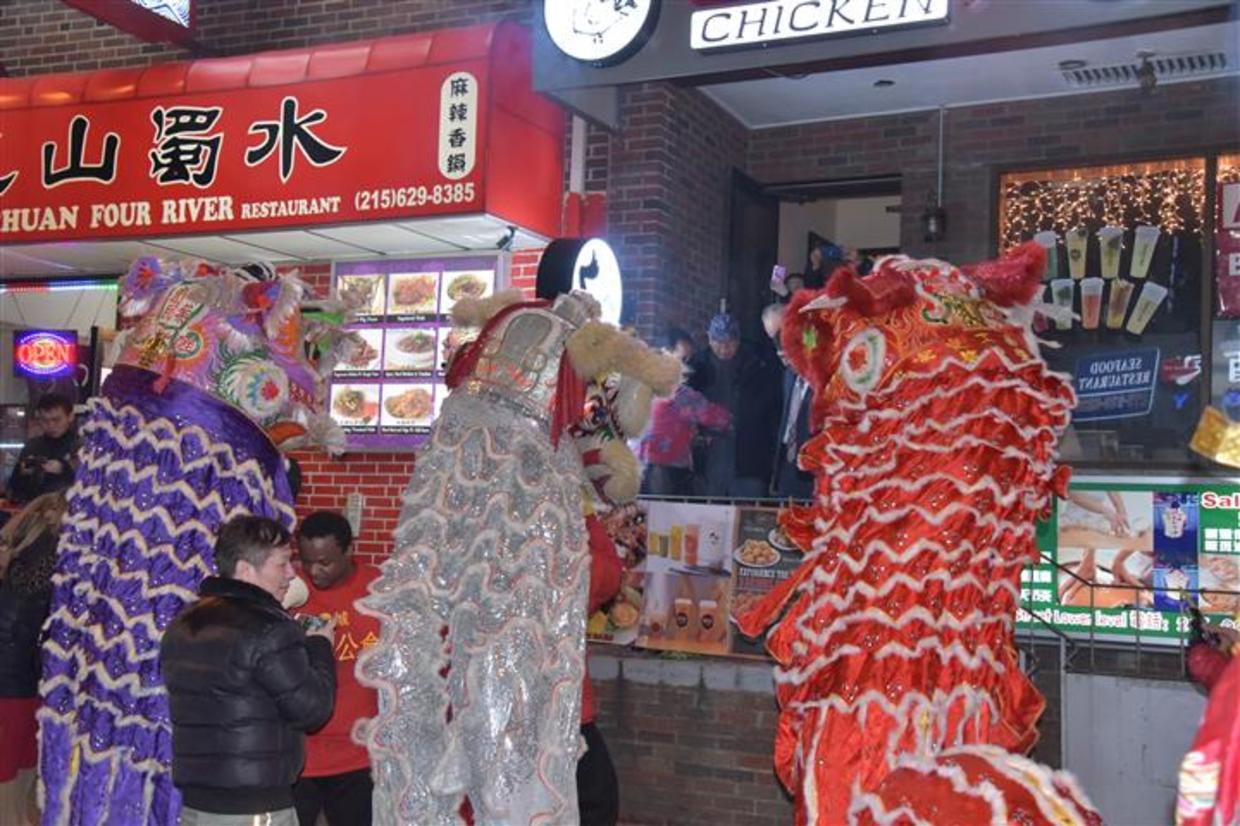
[160,576,335,815]
[0,531,58,697]
[7,430,79,504]
[690,346,782,481]
[772,366,814,499]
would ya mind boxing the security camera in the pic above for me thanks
[495,225,517,251]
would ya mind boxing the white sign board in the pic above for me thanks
[690,0,950,51]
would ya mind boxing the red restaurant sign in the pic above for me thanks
[0,22,563,244]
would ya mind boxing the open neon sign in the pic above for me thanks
[14,330,78,379]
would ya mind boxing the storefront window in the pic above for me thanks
[999,158,1208,467]
[1211,156,1240,422]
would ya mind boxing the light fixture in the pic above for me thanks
[1136,52,1157,94]
[874,79,895,88]
[921,107,948,243]
[1058,59,1088,71]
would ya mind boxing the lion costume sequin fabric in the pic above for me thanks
[38,258,345,825]
[355,291,678,826]
[737,245,1100,825]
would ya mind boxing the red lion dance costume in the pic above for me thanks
[738,244,1101,825]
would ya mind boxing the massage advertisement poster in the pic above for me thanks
[1018,477,1240,643]
[329,255,500,451]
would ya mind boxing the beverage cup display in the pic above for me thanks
[673,597,696,640]
[684,524,700,567]
[1066,228,1089,280]
[1105,280,1135,329]
[1098,226,1124,279]
[697,599,724,643]
[1050,279,1075,330]
[1034,230,1060,280]
[1126,282,1169,335]
[1080,278,1103,330]
[1130,225,1160,279]
[670,524,683,561]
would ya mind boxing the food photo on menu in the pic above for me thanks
[729,508,800,657]
[381,383,435,432]
[387,271,441,316]
[440,269,494,313]
[336,273,386,317]
[384,327,437,373]
[330,384,380,429]
[335,328,383,375]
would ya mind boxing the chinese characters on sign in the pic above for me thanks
[150,106,222,187]
[438,72,477,181]
[42,115,119,188]
[245,96,346,183]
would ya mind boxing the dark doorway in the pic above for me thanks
[725,169,779,343]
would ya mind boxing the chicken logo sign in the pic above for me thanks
[13,329,77,378]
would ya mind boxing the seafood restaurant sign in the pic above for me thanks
[0,23,563,244]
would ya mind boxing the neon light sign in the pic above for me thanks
[14,330,78,379]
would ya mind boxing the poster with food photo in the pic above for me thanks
[729,507,802,658]
[587,501,649,646]
[329,383,380,431]
[387,271,441,319]
[439,269,494,314]
[334,328,383,377]
[635,501,737,656]
[384,327,437,375]
[380,383,435,433]
[336,273,386,319]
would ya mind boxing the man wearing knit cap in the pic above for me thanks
[689,311,781,497]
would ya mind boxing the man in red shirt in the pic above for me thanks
[292,511,379,826]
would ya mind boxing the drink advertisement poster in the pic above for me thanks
[633,501,737,656]
[729,507,802,658]
[1018,477,1240,643]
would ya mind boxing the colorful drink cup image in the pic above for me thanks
[1130,225,1161,279]
[684,524,700,566]
[1105,279,1135,329]
[1080,278,1103,330]
[1050,278,1075,330]
[1066,227,1089,279]
[1125,281,1168,335]
[1034,230,1060,280]
[1097,226,1124,280]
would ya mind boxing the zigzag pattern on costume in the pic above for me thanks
[737,248,1099,825]
[38,385,295,826]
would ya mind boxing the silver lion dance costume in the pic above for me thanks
[38,258,350,825]
[356,282,680,826]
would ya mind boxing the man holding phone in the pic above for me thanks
[291,511,380,826]
[7,393,78,504]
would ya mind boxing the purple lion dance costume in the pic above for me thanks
[37,258,349,825]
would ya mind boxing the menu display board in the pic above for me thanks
[330,256,500,452]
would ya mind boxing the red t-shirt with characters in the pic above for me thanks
[294,563,381,777]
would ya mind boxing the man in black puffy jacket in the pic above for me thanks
[160,516,336,826]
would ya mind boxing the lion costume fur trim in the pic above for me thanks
[567,321,682,397]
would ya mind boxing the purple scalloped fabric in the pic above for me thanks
[38,365,295,826]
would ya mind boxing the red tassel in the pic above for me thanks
[445,299,548,389]
[550,352,588,449]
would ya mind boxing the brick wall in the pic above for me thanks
[607,83,748,342]
[0,0,530,76]
[748,76,1240,265]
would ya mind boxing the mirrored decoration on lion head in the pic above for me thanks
[113,256,354,453]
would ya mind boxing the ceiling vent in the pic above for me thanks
[1061,51,1228,87]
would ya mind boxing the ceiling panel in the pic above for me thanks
[220,230,373,259]
[143,234,294,263]
[314,224,462,255]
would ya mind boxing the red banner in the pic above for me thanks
[0,23,563,245]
